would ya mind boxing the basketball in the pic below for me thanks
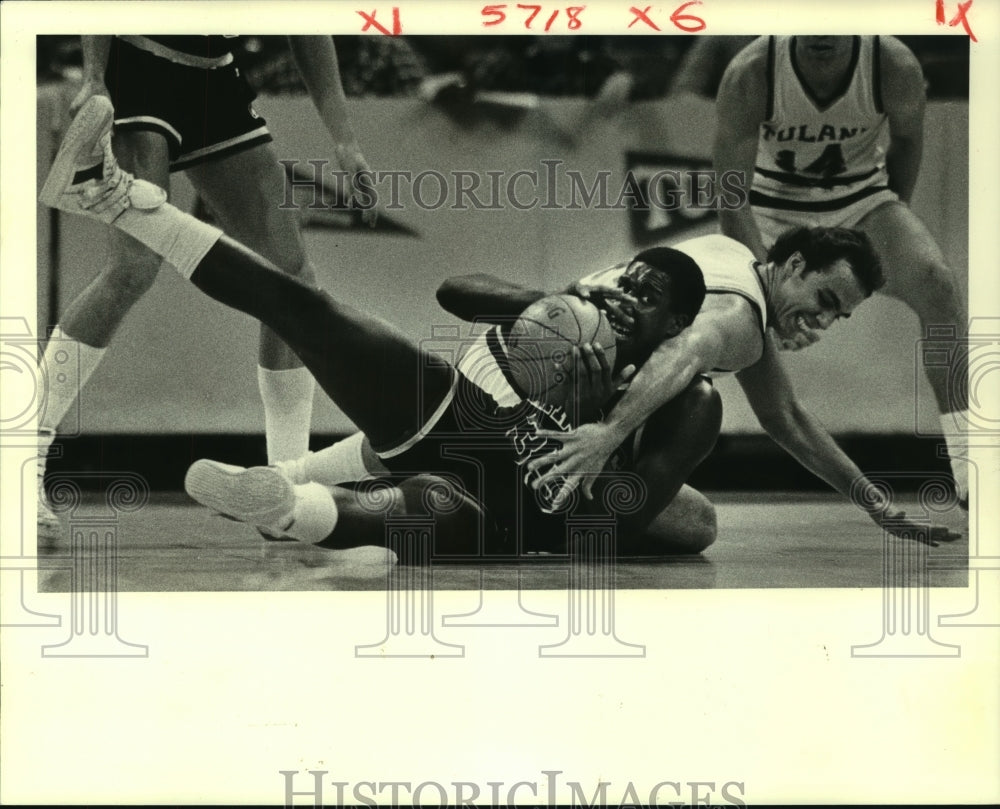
[505,294,617,409]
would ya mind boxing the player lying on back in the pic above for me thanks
[41,96,725,556]
[436,226,962,548]
[42,97,960,554]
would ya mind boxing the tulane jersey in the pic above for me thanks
[456,234,765,396]
[751,36,890,214]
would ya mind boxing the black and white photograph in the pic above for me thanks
[2,0,998,805]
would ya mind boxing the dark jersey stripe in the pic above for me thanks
[872,35,884,114]
[750,184,889,212]
[765,37,776,121]
[754,165,881,188]
[486,326,529,401]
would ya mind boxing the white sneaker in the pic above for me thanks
[185,459,295,534]
[38,95,166,223]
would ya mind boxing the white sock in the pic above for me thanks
[258,366,315,463]
[941,410,970,497]
[282,482,339,544]
[113,203,222,279]
[37,326,107,434]
[304,431,383,486]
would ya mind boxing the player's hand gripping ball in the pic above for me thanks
[506,294,617,412]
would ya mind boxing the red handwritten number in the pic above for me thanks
[518,4,542,27]
[482,4,507,25]
[936,0,976,42]
[483,4,584,29]
[670,1,706,32]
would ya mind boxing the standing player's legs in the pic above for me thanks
[187,235,455,454]
[614,377,723,554]
[37,129,171,532]
[855,200,969,499]
[187,146,317,464]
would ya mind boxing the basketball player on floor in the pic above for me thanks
[713,35,969,503]
[36,35,376,537]
[40,97,960,554]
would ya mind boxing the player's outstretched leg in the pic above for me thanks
[39,96,452,457]
[185,460,330,542]
[185,459,483,554]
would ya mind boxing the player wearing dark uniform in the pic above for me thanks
[104,36,273,170]
[36,35,375,539]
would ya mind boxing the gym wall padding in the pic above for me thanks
[37,88,967,437]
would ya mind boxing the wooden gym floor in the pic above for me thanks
[35,491,969,592]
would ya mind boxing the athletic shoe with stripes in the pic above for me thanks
[39,95,166,222]
[184,459,295,536]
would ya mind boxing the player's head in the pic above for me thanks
[766,226,884,348]
[609,246,706,359]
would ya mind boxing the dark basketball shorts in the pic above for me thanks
[376,373,636,555]
[104,38,273,172]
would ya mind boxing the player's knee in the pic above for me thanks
[682,377,723,423]
[920,261,960,313]
[684,497,718,553]
[101,249,161,304]
[642,492,717,554]
[659,378,723,454]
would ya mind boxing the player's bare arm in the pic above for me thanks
[714,37,770,264]
[287,36,377,226]
[736,334,960,545]
[530,294,762,501]
[69,35,112,114]
[880,36,927,204]
[436,273,548,325]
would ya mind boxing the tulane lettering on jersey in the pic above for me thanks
[753,36,891,206]
[761,123,870,144]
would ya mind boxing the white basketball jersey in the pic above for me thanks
[456,234,765,397]
[752,36,890,212]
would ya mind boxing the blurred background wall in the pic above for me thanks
[34,35,969,485]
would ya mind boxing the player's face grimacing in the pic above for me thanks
[771,255,868,351]
[605,261,686,359]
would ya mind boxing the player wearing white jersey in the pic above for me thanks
[456,235,766,407]
[714,35,969,503]
[434,227,964,549]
